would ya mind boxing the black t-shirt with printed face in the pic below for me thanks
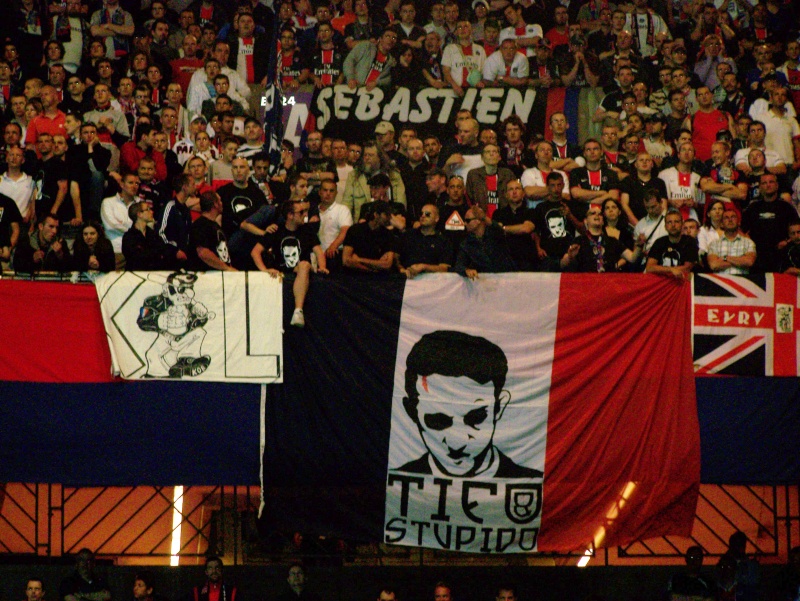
[259,223,320,272]
[218,181,267,236]
[189,216,231,270]
[648,234,699,267]
[0,192,22,247]
[533,199,575,258]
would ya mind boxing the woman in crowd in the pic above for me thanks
[392,47,426,89]
[72,222,115,273]
[698,199,725,262]
[602,197,634,251]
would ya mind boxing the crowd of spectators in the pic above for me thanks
[12,539,800,601]
[0,0,799,309]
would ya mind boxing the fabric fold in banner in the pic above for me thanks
[385,273,699,553]
[95,271,283,383]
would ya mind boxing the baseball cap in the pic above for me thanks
[375,121,395,135]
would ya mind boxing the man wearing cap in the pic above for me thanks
[643,113,673,166]
[526,37,559,89]
[624,0,669,58]
[375,121,404,165]
[482,35,529,87]
[500,4,542,58]
[344,28,398,90]
[442,20,487,97]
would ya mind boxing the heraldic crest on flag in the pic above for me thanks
[95,270,283,383]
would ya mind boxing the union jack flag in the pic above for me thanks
[692,274,799,376]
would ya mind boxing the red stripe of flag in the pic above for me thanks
[0,282,113,382]
[539,275,699,551]
[772,274,798,376]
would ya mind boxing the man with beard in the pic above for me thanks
[645,208,698,278]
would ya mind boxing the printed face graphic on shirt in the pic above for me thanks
[281,238,300,268]
[546,210,566,238]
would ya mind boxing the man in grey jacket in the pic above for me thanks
[344,29,398,90]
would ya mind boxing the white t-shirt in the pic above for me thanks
[520,167,568,207]
[441,43,487,87]
[318,202,353,250]
[760,110,800,165]
[499,23,543,57]
[482,50,529,82]
[659,167,703,217]
[634,212,668,252]
[0,172,35,218]
[624,12,670,58]
[733,146,785,169]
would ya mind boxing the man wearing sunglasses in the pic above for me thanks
[398,204,451,278]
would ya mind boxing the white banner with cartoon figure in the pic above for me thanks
[95,271,282,383]
[385,273,558,553]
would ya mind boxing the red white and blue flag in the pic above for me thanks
[258,274,702,553]
[692,274,799,376]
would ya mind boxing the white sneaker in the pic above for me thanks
[290,308,305,328]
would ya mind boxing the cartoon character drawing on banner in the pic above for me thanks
[137,271,216,378]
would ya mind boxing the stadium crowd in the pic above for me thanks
[12,540,800,601]
[0,0,800,324]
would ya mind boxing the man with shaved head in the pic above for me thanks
[25,86,67,147]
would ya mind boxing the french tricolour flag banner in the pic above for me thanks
[262,273,700,554]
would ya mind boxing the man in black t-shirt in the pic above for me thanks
[398,203,452,277]
[33,134,69,221]
[217,157,267,237]
[251,199,327,328]
[778,222,800,276]
[645,209,698,279]
[533,173,581,271]
[492,180,537,271]
[188,191,237,272]
[0,191,22,268]
[342,200,399,273]
[296,131,338,194]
